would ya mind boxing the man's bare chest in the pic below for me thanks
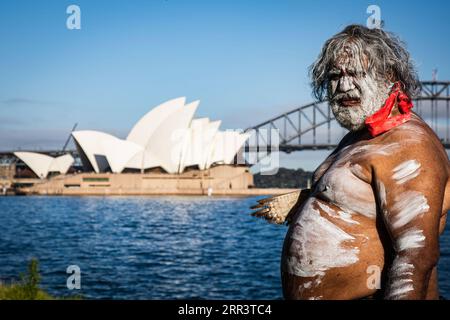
[309,143,398,219]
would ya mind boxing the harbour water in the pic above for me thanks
[0,196,449,299]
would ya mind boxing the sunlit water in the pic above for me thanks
[0,196,449,299]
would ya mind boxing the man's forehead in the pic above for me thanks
[331,45,369,72]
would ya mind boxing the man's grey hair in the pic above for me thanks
[309,24,420,100]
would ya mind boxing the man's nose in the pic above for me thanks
[339,76,355,92]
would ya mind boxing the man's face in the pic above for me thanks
[327,46,391,131]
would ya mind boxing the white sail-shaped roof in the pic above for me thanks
[143,100,199,173]
[126,97,186,147]
[122,149,160,171]
[206,131,250,167]
[178,118,210,173]
[199,120,221,170]
[14,152,74,179]
[49,154,75,173]
[72,130,142,173]
[223,132,250,164]
[99,137,142,173]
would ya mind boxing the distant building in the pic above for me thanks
[72,97,250,174]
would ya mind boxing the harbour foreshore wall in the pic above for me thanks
[12,165,297,197]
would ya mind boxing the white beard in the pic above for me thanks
[330,78,392,132]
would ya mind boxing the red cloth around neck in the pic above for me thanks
[364,82,413,137]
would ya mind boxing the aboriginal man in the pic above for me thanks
[252,25,450,300]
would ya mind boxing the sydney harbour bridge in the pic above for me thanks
[244,81,450,155]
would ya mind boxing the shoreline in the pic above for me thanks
[6,187,298,197]
[2,166,298,197]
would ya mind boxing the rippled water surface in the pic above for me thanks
[0,196,449,299]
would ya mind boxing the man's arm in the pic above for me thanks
[372,142,447,299]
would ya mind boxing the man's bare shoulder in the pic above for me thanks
[368,115,449,177]
[378,114,442,149]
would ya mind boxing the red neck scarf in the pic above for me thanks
[364,82,413,137]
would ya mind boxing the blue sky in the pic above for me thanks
[0,0,449,169]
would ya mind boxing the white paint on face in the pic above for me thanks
[285,199,359,278]
[340,75,356,92]
[316,201,360,225]
[390,191,429,229]
[386,256,415,299]
[396,229,426,252]
[392,160,421,184]
[327,45,392,131]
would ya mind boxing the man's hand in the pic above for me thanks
[251,189,311,225]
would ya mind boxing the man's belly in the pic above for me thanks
[281,197,385,300]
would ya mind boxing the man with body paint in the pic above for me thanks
[252,25,450,299]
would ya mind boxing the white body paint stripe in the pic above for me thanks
[392,160,421,184]
[396,229,426,252]
[285,199,359,278]
[316,201,360,225]
[391,191,429,228]
[377,181,387,209]
[386,256,415,299]
[388,283,414,299]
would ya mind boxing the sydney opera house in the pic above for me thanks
[6,97,257,195]
[71,97,249,174]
